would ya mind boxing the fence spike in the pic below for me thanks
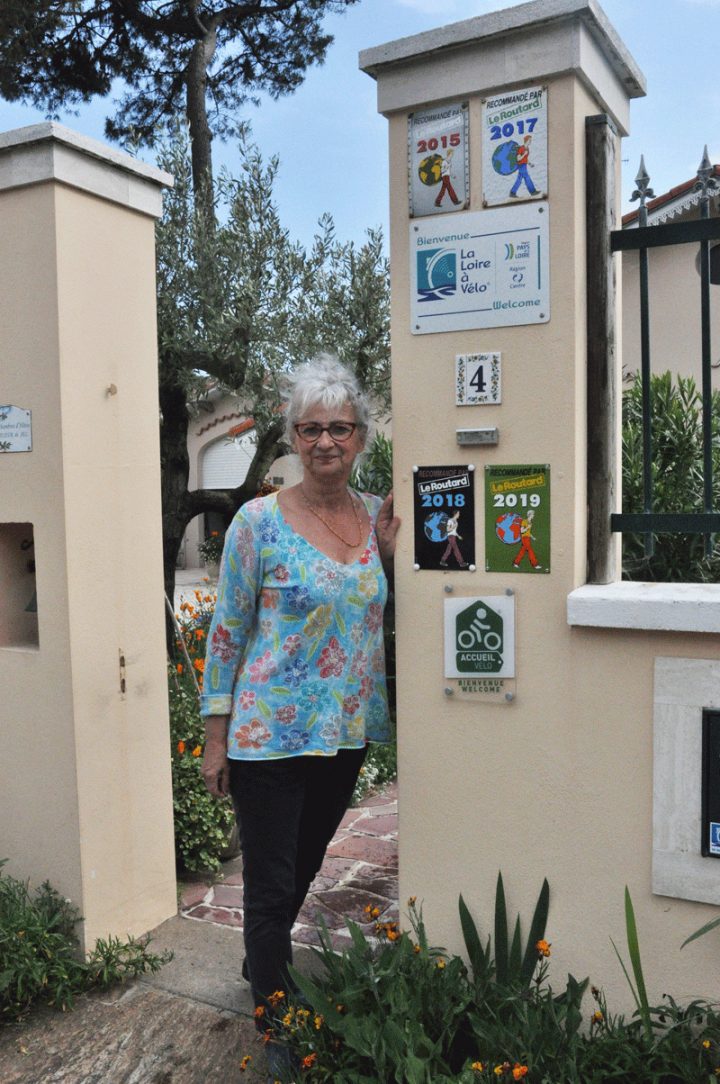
[630,155,654,206]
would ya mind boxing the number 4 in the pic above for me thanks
[469,364,486,393]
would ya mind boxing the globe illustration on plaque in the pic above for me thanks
[424,510,448,542]
[418,153,443,186]
[492,140,519,177]
[496,512,523,544]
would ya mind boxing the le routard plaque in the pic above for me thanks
[485,464,550,573]
[408,101,469,217]
[0,405,32,452]
[413,465,475,571]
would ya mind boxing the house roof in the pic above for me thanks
[623,165,720,228]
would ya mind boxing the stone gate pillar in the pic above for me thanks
[0,124,176,948]
[356,0,720,1005]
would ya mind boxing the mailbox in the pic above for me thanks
[701,709,720,857]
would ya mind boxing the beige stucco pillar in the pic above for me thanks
[361,1,720,1007]
[0,123,176,949]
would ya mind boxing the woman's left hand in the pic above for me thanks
[376,491,401,569]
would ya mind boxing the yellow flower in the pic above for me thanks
[535,939,551,957]
[472,1061,484,1072]
[592,1010,604,1024]
[494,1068,503,1077]
[239,1054,252,1071]
[414,945,421,954]
[703,1039,712,1049]
[191,745,202,757]
[268,990,285,1007]
[408,896,417,907]
[282,1011,293,1028]
[436,958,446,969]
[314,1014,324,1030]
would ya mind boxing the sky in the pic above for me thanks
[0,0,718,251]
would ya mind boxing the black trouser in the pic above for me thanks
[228,746,367,1018]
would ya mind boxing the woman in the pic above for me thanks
[200,355,399,1078]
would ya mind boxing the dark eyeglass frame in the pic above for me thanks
[293,422,358,443]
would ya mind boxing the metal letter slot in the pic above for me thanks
[456,428,499,446]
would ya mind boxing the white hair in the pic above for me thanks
[284,354,371,442]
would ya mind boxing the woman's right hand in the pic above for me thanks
[201,717,230,798]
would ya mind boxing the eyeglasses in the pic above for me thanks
[294,422,358,443]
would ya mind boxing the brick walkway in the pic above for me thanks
[180,782,399,951]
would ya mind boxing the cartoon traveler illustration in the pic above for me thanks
[509,135,538,198]
[512,509,542,569]
[439,510,468,568]
[435,148,462,208]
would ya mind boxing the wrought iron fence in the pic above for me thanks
[610,150,720,557]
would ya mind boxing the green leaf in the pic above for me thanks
[624,886,652,1041]
[335,611,347,635]
[228,552,237,573]
[520,877,549,986]
[256,698,271,719]
[458,894,486,979]
[681,913,720,948]
[494,871,508,985]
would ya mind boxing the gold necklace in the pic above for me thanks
[301,488,363,548]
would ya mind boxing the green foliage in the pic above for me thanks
[351,432,394,499]
[622,372,720,581]
[239,878,720,1084]
[0,2,358,152]
[168,667,236,875]
[351,740,397,805]
[0,860,170,1022]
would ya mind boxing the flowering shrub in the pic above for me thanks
[198,530,225,565]
[238,878,720,1083]
[170,588,235,873]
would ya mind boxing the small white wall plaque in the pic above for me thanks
[456,352,501,405]
[0,405,32,452]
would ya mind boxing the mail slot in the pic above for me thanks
[701,709,720,857]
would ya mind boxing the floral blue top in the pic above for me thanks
[200,491,391,760]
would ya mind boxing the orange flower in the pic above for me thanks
[513,1065,528,1080]
[301,1053,317,1069]
[192,745,202,757]
[195,628,205,640]
[239,1054,252,1071]
[535,939,551,958]
[176,663,183,674]
[472,1063,484,1073]
[193,658,205,673]
[268,990,285,1007]
[254,1005,265,1019]
[177,740,186,755]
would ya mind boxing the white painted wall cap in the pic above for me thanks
[0,122,173,189]
[359,0,645,99]
[567,581,720,633]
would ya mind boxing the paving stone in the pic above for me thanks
[363,801,397,816]
[295,897,343,929]
[313,886,390,924]
[326,835,398,868]
[345,870,398,900]
[307,874,336,893]
[291,925,356,951]
[180,882,211,910]
[210,884,245,908]
[339,808,366,829]
[221,873,245,886]
[316,855,358,880]
[186,904,244,927]
[352,813,398,837]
